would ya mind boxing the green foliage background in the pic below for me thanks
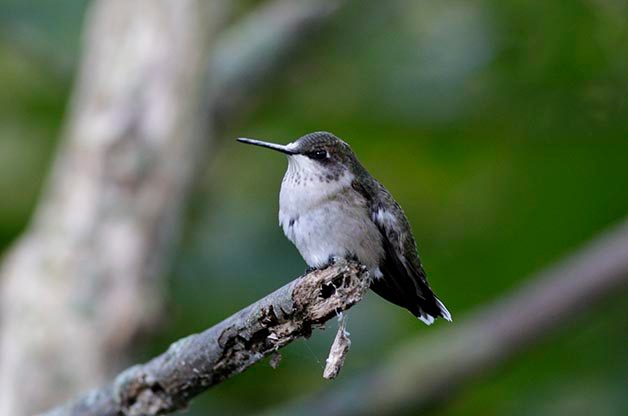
[1,0,626,414]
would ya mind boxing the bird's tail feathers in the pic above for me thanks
[416,296,452,326]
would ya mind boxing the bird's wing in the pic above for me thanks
[352,178,451,324]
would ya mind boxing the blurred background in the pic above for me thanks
[0,0,627,415]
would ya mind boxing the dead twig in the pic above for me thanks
[323,313,352,380]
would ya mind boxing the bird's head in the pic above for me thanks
[237,131,359,180]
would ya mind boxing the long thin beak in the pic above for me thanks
[236,138,296,155]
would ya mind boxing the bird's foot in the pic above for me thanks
[305,256,348,275]
[326,255,343,266]
[304,265,318,274]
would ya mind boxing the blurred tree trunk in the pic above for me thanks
[0,0,344,414]
[0,1,223,414]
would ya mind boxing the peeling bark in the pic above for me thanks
[43,261,370,416]
[323,314,351,380]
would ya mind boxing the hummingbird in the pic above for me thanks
[237,131,451,325]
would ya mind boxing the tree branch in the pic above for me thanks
[266,219,628,416]
[208,0,344,127]
[43,260,369,416]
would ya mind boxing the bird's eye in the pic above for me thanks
[309,150,328,160]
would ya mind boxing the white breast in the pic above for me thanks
[279,156,353,217]
[278,155,384,269]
